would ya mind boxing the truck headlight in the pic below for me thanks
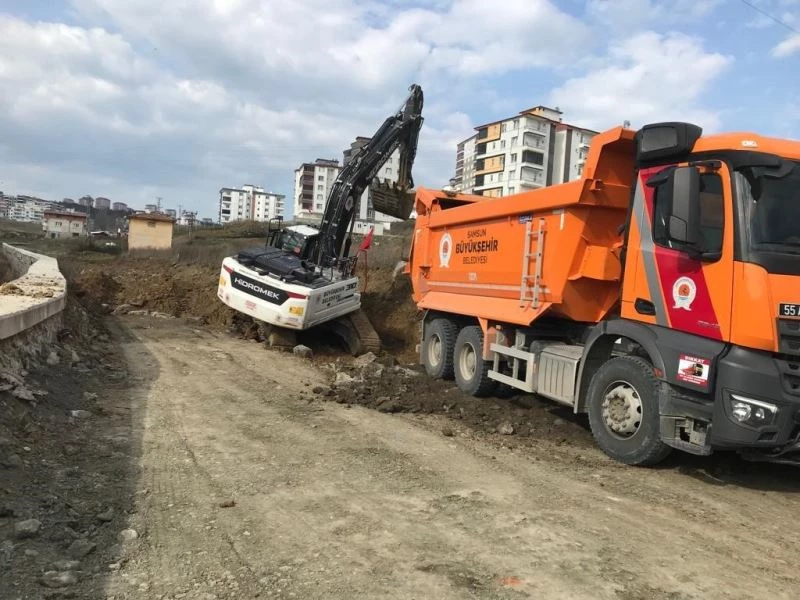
[729,394,778,427]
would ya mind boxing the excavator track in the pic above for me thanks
[344,309,382,354]
[319,308,382,356]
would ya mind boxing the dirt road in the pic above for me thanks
[60,316,793,600]
[6,314,798,599]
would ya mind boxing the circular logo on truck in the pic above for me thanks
[672,276,697,311]
[439,233,452,268]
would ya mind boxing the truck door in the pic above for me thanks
[621,163,734,343]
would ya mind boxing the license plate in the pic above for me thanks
[779,303,800,318]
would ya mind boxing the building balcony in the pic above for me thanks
[476,125,501,144]
[520,179,544,190]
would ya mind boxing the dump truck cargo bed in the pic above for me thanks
[408,126,637,327]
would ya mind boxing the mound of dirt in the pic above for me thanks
[64,257,236,329]
[312,353,594,449]
[360,267,421,362]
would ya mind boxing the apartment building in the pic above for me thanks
[453,106,597,197]
[219,184,285,224]
[342,137,402,223]
[5,195,55,223]
[293,159,341,220]
[0,194,10,219]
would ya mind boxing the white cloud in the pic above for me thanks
[549,31,733,132]
[1,0,597,217]
[585,0,723,31]
[0,0,752,220]
[773,33,800,56]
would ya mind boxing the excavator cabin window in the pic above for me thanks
[653,172,724,255]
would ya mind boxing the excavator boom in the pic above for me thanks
[315,83,424,266]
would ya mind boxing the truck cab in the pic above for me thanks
[618,123,800,461]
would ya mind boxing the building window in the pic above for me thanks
[509,186,515,195]
[316,194,322,200]
[318,175,324,181]
[510,153,517,163]
[501,123,507,133]
[513,119,519,129]
[386,168,392,175]
[501,140,506,149]
[317,185,323,191]
[511,136,518,148]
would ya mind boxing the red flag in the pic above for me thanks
[359,227,374,251]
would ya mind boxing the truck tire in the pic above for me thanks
[586,355,671,466]
[453,326,498,397]
[422,318,458,380]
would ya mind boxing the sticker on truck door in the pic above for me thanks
[677,354,710,387]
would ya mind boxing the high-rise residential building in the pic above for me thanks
[6,195,55,223]
[218,184,285,224]
[342,137,401,223]
[453,105,597,198]
[112,202,128,212]
[0,194,10,219]
[94,197,111,210]
[293,159,341,220]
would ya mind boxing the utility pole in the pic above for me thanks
[156,196,162,212]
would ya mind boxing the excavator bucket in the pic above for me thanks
[369,180,416,220]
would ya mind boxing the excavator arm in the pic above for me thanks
[314,83,424,268]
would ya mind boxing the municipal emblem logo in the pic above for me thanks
[439,233,452,268]
[672,276,697,311]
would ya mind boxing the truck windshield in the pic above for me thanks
[736,159,800,254]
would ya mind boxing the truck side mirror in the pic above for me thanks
[647,166,701,247]
[666,166,701,246]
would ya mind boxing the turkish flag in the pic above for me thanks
[359,227,374,251]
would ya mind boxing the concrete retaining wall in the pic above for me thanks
[0,244,67,341]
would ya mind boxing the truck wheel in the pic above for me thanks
[453,326,497,397]
[586,355,671,466]
[422,318,457,380]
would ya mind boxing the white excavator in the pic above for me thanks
[217,84,424,354]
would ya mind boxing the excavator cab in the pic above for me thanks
[265,223,320,261]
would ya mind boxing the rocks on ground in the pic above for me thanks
[292,345,313,359]
[14,518,42,539]
[40,570,79,588]
[307,350,590,449]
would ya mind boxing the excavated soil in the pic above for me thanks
[359,266,421,362]
[62,257,237,329]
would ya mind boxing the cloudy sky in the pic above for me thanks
[0,0,798,220]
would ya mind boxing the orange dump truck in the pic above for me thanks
[407,122,800,466]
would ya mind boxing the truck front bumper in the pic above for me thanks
[711,346,800,452]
